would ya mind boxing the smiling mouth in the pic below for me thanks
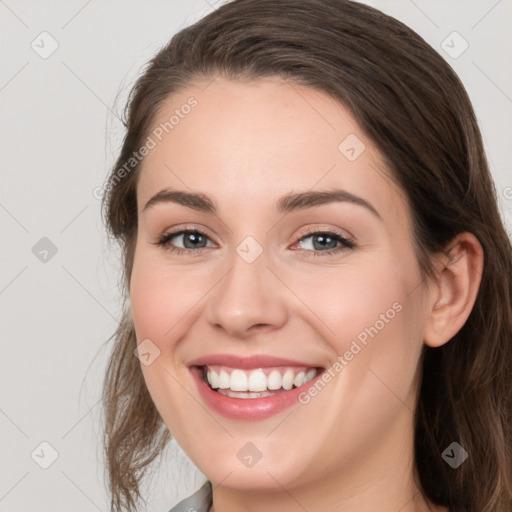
[196,365,322,399]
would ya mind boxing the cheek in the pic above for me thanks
[287,261,424,444]
[289,257,414,348]
[291,254,424,401]
[129,250,205,350]
[129,251,207,432]
[332,260,424,407]
[130,263,168,343]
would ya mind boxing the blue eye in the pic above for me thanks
[154,228,355,257]
[295,230,355,256]
[154,229,214,256]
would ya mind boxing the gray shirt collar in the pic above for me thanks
[168,480,212,512]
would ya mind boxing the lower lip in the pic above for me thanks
[190,366,323,420]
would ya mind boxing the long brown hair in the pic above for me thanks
[100,1,512,510]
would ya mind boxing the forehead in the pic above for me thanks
[136,76,408,225]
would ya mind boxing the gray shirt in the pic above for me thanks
[168,480,212,512]
[168,480,461,511]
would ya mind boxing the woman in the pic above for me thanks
[100,1,512,511]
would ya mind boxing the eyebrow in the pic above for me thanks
[141,188,381,219]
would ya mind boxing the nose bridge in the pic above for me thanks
[206,238,288,338]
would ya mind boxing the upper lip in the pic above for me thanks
[188,353,323,370]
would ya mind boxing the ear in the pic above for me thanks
[423,232,484,348]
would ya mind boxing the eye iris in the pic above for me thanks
[184,232,206,249]
[313,234,338,250]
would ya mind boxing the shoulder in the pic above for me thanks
[168,480,212,512]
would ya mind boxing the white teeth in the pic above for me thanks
[204,366,318,393]
[207,369,219,389]
[248,369,267,392]
[282,369,294,390]
[267,370,282,390]
[293,371,305,387]
[230,369,248,391]
[304,369,317,383]
[217,389,275,399]
[218,370,230,389]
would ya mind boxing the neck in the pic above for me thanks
[208,408,448,512]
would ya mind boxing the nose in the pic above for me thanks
[206,247,289,339]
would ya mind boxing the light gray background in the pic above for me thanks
[1,1,511,511]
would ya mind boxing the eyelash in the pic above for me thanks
[153,226,355,258]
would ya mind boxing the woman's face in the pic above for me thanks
[130,77,431,494]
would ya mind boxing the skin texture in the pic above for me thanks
[129,77,483,512]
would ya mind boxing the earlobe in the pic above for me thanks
[423,232,484,348]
